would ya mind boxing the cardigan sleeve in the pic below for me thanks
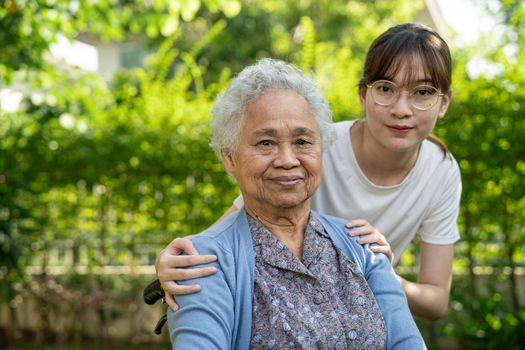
[167,237,235,350]
[362,247,425,349]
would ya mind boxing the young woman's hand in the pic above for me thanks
[346,219,394,263]
[155,237,218,311]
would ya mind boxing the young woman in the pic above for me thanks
[156,23,461,321]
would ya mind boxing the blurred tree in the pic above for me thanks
[433,0,525,347]
[2,0,523,347]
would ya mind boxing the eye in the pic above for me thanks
[413,86,437,97]
[257,140,273,147]
[296,138,309,146]
[375,82,396,95]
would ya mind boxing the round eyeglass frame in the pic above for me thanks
[366,80,445,111]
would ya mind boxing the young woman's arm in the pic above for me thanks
[400,157,460,320]
[398,242,454,320]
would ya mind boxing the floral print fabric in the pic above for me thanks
[248,213,387,349]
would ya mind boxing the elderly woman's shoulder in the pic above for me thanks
[313,211,373,268]
[312,211,347,232]
[191,210,246,255]
[313,211,360,246]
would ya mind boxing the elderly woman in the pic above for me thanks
[168,59,424,349]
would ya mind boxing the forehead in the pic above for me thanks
[242,89,319,133]
[384,54,432,86]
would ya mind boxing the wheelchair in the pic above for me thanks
[143,279,168,334]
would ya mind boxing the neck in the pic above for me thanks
[351,120,420,186]
[244,201,310,259]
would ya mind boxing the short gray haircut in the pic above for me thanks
[210,58,334,155]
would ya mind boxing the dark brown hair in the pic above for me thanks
[359,23,452,155]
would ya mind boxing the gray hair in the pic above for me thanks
[210,58,334,155]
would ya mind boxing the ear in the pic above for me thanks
[358,85,367,110]
[438,90,452,118]
[221,148,236,174]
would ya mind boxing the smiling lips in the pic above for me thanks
[388,125,413,135]
[271,176,303,187]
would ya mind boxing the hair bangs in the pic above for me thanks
[360,23,452,93]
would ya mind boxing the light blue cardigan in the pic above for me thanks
[168,209,424,349]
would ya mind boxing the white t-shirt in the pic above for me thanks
[234,120,462,264]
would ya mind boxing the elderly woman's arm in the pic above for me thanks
[363,248,425,349]
[156,205,240,310]
[167,239,235,350]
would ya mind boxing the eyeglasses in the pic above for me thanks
[366,80,444,111]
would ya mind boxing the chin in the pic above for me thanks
[385,140,417,153]
[272,195,310,209]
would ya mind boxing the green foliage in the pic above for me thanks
[444,276,525,349]
[424,1,525,347]
[1,0,524,347]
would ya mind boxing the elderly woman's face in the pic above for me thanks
[222,89,322,210]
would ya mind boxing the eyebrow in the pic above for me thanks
[252,126,318,137]
[412,78,434,85]
[382,76,434,85]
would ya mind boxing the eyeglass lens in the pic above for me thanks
[369,80,440,110]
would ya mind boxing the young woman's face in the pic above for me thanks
[359,57,451,154]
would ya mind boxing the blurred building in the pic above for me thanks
[73,0,449,80]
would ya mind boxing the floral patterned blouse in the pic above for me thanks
[248,213,387,349]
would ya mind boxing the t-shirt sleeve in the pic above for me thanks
[419,157,462,245]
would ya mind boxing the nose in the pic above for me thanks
[273,144,300,168]
[390,91,413,118]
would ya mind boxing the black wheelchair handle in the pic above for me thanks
[143,279,165,305]
[154,314,168,335]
